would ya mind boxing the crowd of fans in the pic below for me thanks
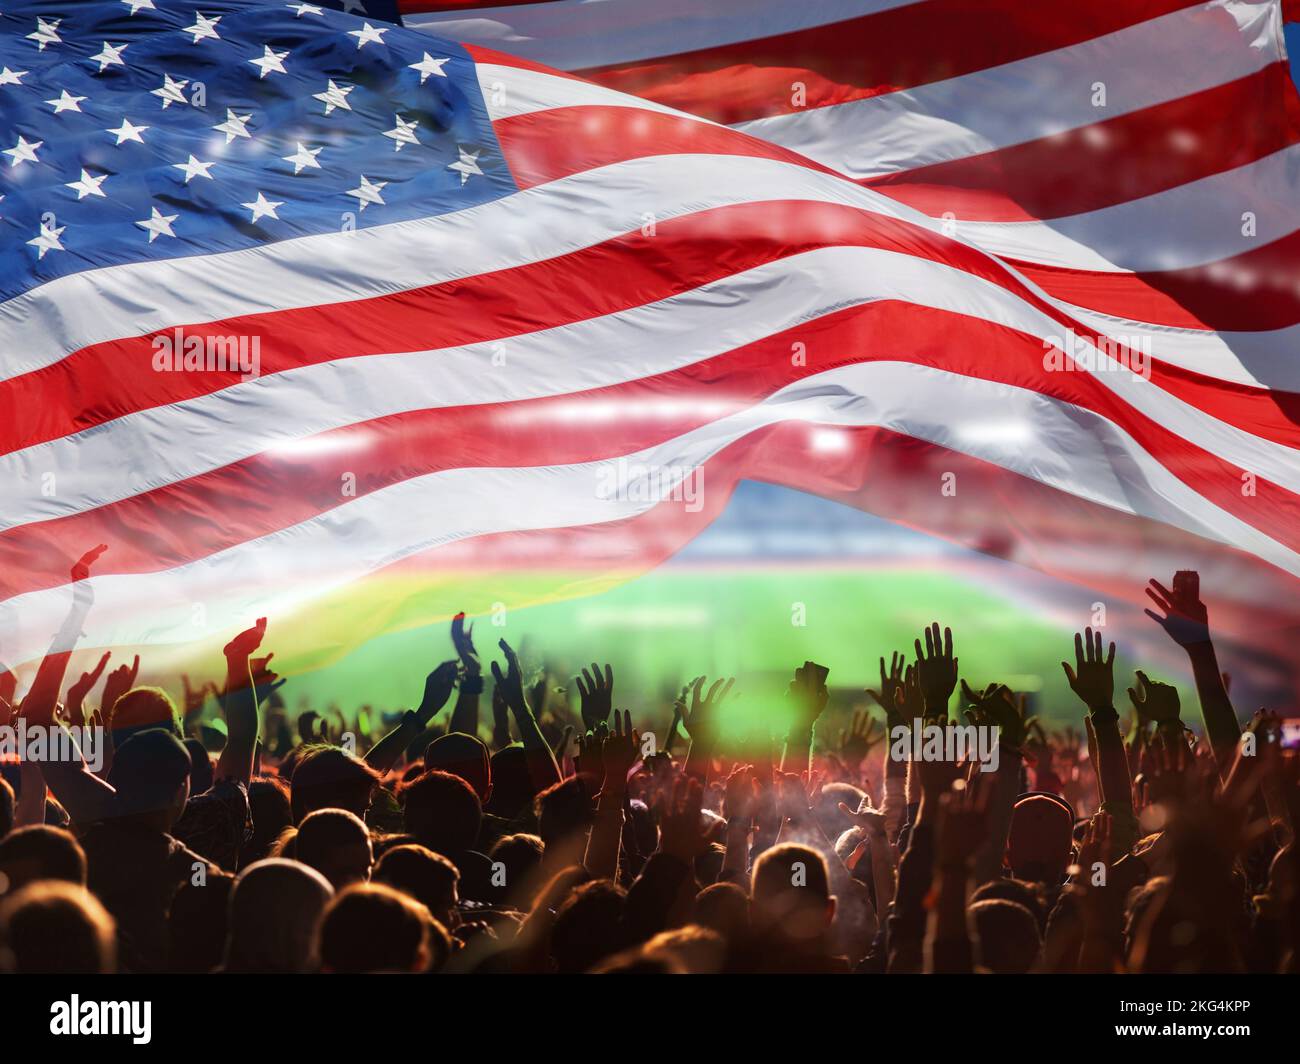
[0,551,1296,974]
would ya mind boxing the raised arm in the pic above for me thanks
[492,639,561,792]
[214,618,271,786]
[781,661,827,775]
[679,675,733,783]
[447,612,482,737]
[24,547,119,826]
[365,659,458,773]
[960,680,1031,886]
[1062,628,1137,854]
[584,710,638,880]
[1144,572,1239,771]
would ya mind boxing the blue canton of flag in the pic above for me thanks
[0,0,514,303]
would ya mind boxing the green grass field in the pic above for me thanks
[286,561,1193,737]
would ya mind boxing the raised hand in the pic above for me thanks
[914,623,957,719]
[250,654,287,705]
[490,639,532,722]
[601,709,640,781]
[787,660,829,733]
[1061,628,1115,713]
[723,764,757,825]
[839,708,885,771]
[70,544,108,583]
[574,662,614,731]
[451,612,480,677]
[1127,670,1181,728]
[66,651,111,721]
[837,796,887,838]
[100,654,140,721]
[418,660,460,725]
[961,679,1035,748]
[1144,571,1210,647]
[181,673,219,717]
[657,776,708,862]
[866,652,906,728]
[894,663,924,723]
[1075,812,1113,883]
[223,617,267,662]
[680,675,734,745]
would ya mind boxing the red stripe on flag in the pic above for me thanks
[5,301,1299,602]
[575,0,1204,124]
[867,64,1300,222]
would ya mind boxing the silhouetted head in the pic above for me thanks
[316,882,441,973]
[168,871,233,973]
[108,729,192,827]
[535,775,594,851]
[424,732,492,803]
[551,879,627,974]
[111,686,182,745]
[969,898,1042,973]
[1007,794,1075,883]
[692,881,750,945]
[402,770,481,856]
[295,809,373,889]
[752,843,835,934]
[373,844,460,928]
[290,746,381,824]
[485,746,534,818]
[970,877,1048,934]
[245,776,293,866]
[0,825,86,893]
[224,858,333,973]
[0,882,116,973]
[486,833,544,905]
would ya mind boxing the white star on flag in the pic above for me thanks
[27,18,62,50]
[137,206,178,243]
[183,13,222,43]
[214,108,253,144]
[241,192,284,223]
[288,3,323,15]
[383,115,420,152]
[410,53,450,83]
[346,175,387,211]
[0,68,28,87]
[313,80,353,115]
[348,22,387,50]
[249,46,289,79]
[46,90,87,114]
[122,0,156,14]
[152,74,189,109]
[28,221,65,259]
[4,135,42,167]
[448,145,483,186]
[107,117,148,144]
[66,169,108,200]
[282,142,323,174]
[173,154,215,183]
[90,42,128,72]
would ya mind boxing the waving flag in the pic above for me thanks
[2,0,1300,675]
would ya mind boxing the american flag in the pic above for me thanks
[3,0,1300,676]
